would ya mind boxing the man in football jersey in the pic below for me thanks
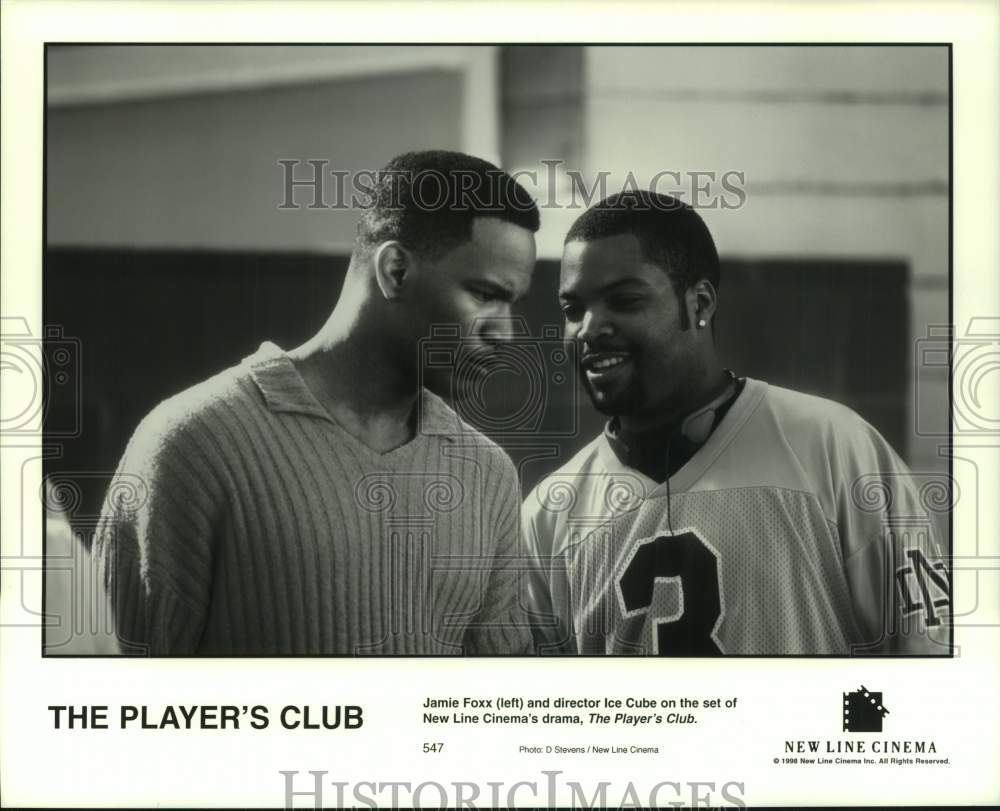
[523,190,950,655]
[96,150,539,655]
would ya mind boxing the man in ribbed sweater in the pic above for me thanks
[96,151,540,655]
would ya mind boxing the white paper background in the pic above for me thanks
[2,1,998,807]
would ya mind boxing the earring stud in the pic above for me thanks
[697,319,707,328]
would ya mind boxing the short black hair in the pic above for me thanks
[565,190,720,301]
[356,150,540,259]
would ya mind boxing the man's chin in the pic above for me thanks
[584,382,642,417]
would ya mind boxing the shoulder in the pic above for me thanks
[105,362,260,519]
[757,382,889,455]
[125,360,262,472]
[762,383,869,433]
[753,381,906,487]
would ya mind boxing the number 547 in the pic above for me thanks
[422,742,445,753]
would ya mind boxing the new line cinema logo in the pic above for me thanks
[844,685,889,733]
[783,685,945,765]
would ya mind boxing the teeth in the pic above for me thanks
[590,356,628,370]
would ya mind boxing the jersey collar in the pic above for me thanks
[598,377,768,494]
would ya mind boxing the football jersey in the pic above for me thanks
[522,379,951,655]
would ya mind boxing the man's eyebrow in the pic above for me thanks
[559,277,650,300]
[470,278,516,301]
[598,278,651,295]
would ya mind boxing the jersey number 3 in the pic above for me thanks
[618,531,724,656]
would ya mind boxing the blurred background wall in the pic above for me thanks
[45,44,949,524]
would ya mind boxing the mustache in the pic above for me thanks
[578,342,636,361]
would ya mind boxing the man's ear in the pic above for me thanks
[373,241,413,301]
[688,279,718,330]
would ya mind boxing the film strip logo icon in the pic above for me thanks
[843,685,890,733]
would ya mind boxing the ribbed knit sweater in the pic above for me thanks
[95,342,532,655]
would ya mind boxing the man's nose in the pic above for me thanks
[577,308,613,344]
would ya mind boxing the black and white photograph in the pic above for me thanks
[2,1,997,807]
[38,42,955,658]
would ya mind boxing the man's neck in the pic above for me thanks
[607,367,740,483]
[619,365,732,436]
[288,311,419,453]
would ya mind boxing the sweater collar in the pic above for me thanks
[244,342,461,437]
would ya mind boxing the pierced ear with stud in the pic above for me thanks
[687,279,717,331]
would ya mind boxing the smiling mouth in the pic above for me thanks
[582,352,632,377]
